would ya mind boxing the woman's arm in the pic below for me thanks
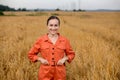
[28,39,41,62]
[64,39,75,63]
[57,39,75,65]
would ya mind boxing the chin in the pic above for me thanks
[49,31,57,35]
[51,33,57,35]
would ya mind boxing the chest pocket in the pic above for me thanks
[56,45,65,53]
[41,45,49,53]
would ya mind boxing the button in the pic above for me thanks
[52,53,54,55]
[52,58,54,60]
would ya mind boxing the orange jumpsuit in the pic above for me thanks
[28,33,75,80]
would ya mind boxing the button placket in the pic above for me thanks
[51,47,55,60]
[51,46,55,66]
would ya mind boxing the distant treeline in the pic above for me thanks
[0,4,27,11]
[0,4,85,12]
[0,4,16,11]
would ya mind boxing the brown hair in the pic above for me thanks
[47,16,60,25]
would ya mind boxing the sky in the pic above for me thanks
[0,0,120,10]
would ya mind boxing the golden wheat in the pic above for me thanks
[0,11,120,80]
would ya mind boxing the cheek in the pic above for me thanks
[47,26,51,30]
[55,26,59,30]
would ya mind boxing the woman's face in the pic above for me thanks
[47,19,60,35]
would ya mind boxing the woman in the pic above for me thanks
[28,16,75,80]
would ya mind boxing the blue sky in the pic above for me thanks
[0,0,120,10]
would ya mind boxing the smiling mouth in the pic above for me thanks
[50,30,57,31]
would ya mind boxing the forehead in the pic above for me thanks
[48,19,59,24]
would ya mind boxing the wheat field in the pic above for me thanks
[0,11,120,80]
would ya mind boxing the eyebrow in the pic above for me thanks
[49,24,58,25]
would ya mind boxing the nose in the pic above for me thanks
[51,26,56,29]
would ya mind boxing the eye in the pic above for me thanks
[54,24,58,27]
[50,24,53,26]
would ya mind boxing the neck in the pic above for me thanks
[48,33,58,38]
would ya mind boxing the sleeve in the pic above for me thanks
[65,39,75,63]
[28,38,41,62]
